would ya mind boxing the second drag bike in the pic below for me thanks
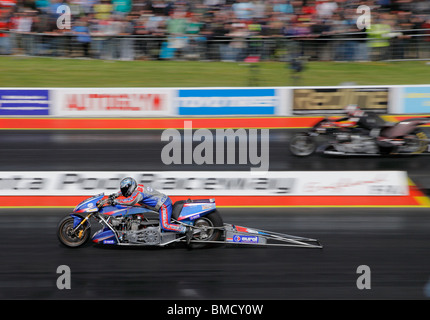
[289,115,430,157]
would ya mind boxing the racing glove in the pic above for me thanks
[109,193,118,205]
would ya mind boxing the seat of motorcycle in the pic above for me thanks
[172,199,192,220]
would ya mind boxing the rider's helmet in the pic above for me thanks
[120,177,137,197]
[344,104,362,117]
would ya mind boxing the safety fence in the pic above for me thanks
[1,29,430,62]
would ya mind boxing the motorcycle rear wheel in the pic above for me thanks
[289,133,316,157]
[57,216,91,248]
[402,129,428,154]
[188,210,223,249]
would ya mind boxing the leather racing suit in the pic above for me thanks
[114,184,186,233]
[334,110,385,134]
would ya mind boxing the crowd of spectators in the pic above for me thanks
[0,0,429,61]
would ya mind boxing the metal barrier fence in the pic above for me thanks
[0,31,429,62]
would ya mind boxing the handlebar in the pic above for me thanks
[97,198,111,208]
[97,193,118,208]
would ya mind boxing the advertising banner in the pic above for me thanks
[52,88,174,117]
[0,89,50,116]
[292,87,389,115]
[177,88,280,116]
[1,171,426,208]
[0,171,408,196]
[400,86,430,114]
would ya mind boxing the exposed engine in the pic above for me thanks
[124,227,160,245]
[334,134,379,154]
[108,215,161,245]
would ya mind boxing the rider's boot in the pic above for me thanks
[185,226,193,245]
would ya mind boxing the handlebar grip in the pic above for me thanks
[97,198,110,208]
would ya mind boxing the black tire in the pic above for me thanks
[406,129,428,154]
[289,133,316,157]
[57,216,91,248]
[381,129,428,155]
[188,210,224,249]
[379,145,395,156]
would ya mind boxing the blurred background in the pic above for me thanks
[0,0,429,62]
[1,0,430,303]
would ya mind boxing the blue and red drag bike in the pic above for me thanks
[57,193,322,249]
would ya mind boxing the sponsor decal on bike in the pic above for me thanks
[233,235,259,243]
[178,213,201,221]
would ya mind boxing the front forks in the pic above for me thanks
[72,213,92,237]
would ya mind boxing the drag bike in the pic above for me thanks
[289,116,430,157]
[57,194,223,249]
[57,193,322,249]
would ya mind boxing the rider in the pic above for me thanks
[334,104,385,135]
[111,177,192,240]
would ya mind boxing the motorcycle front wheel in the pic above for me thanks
[57,216,91,248]
[289,133,316,157]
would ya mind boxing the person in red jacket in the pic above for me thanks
[0,10,12,55]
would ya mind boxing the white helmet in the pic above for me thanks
[345,104,361,117]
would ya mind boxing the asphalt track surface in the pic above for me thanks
[2,129,430,301]
[2,208,430,300]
